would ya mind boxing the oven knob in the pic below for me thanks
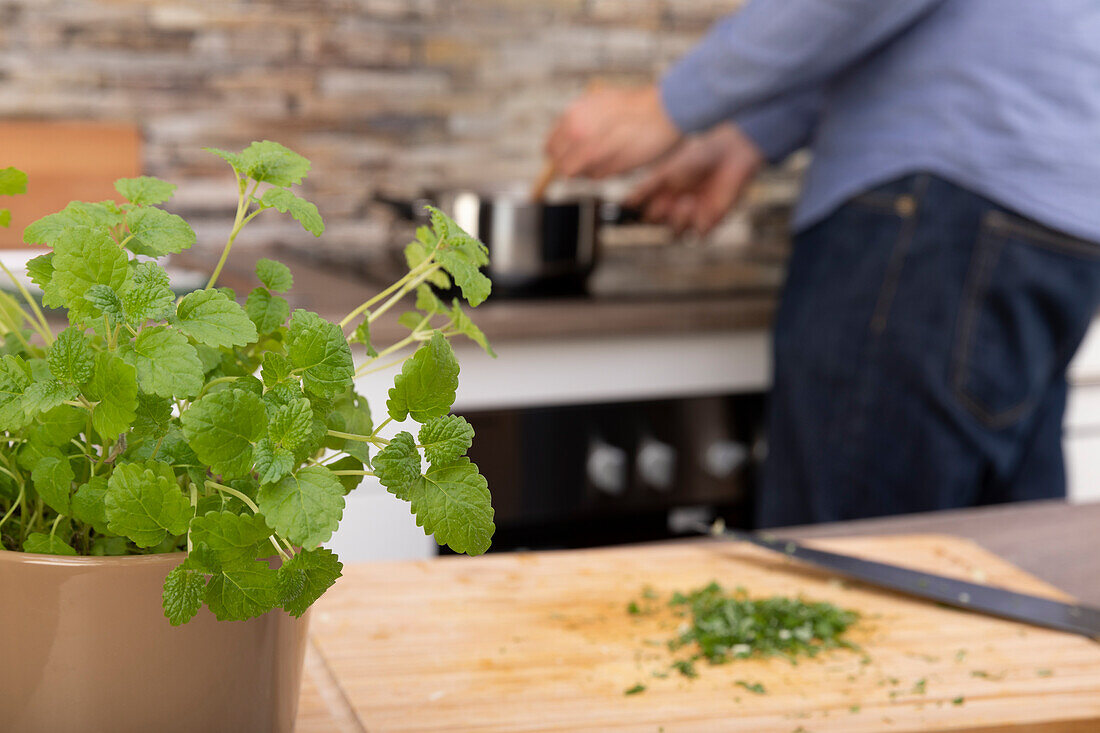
[587,440,628,496]
[637,437,676,491]
[704,440,749,479]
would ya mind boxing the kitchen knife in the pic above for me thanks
[694,521,1100,639]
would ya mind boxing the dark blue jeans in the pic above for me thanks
[757,174,1100,528]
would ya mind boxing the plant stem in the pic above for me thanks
[353,333,420,377]
[338,257,435,329]
[205,480,291,562]
[367,264,443,325]
[48,513,62,539]
[326,429,373,443]
[187,484,197,553]
[0,486,23,530]
[0,258,53,345]
[205,178,259,290]
[330,470,376,477]
[371,416,393,436]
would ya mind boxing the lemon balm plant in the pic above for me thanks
[0,142,495,625]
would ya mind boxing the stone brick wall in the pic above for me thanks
[0,0,797,261]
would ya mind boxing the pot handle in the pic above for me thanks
[373,193,433,222]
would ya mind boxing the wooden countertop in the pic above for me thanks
[296,500,1100,731]
[171,249,778,344]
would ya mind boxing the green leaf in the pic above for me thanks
[419,414,474,465]
[48,326,94,383]
[132,394,173,440]
[83,284,125,324]
[426,205,491,306]
[406,457,494,555]
[29,404,85,446]
[327,455,366,493]
[397,311,422,331]
[261,352,293,387]
[416,284,447,315]
[121,261,175,324]
[31,455,75,514]
[348,317,378,357]
[105,460,192,548]
[26,253,54,296]
[269,398,313,450]
[0,354,32,431]
[120,326,204,399]
[450,299,495,357]
[72,476,111,534]
[23,380,76,417]
[287,309,353,399]
[0,209,8,227]
[189,510,273,568]
[115,176,177,206]
[245,287,290,334]
[175,289,258,348]
[181,388,267,480]
[256,465,344,550]
[277,547,343,617]
[162,564,206,625]
[84,351,138,441]
[23,533,77,556]
[0,167,28,196]
[52,230,132,323]
[255,258,293,293]
[24,201,122,248]
[254,438,295,485]
[324,391,372,462]
[372,431,420,499]
[386,331,459,423]
[204,146,242,170]
[124,206,195,257]
[261,188,324,236]
[203,559,278,622]
[236,140,311,187]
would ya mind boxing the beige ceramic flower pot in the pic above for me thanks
[0,550,309,733]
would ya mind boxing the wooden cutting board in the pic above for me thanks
[298,535,1100,732]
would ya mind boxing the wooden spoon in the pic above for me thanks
[531,160,556,201]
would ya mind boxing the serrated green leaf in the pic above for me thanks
[254,438,295,485]
[236,140,311,187]
[261,351,293,387]
[162,564,206,625]
[348,317,377,358]
[245,287,290,334]
[386,331,458,423]
[120,326,203,399]
[23,380,76,417]
[372,431,420,499]
[449,299,495,357]
[204,559,278,622]
[23,532,78,556]
[31,454,74,514]
[436,248,491,307]
[397,310,422,331]
[124,206,195,257]
[406,457,494,555]
[48,326,94,383]
[327,456,366,493]
[189,510,273,568]
[105,460,192,548]
[256,465,344,550]
[404,238,451,289]
[255,258,293,293]
[72,476,111,534]
[416,284,447,315]
[180,388,267,480]
[26,253,54,298]
[0,167,28,196]
[0,209,9,227]
[83,284,125,324]
[419,414,474,465]
[261,188,324,236]
[287,309,353,399]
[23,201,121,249]
[324,390,372,462]
[204,146,242,170]
[175,289,258,348]
[84,351,138,441]
[52,230,132,324]
[115,176,177,206]
[269,398,313,450]
[277,547,342,617]
[121,261,175,324]
[29,404,85,446]
[130,395,171,443]
[0,353,36,428]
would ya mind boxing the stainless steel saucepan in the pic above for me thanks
[375,189,640,297]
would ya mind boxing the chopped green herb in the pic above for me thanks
[1037,669,1053,677]
[954,649,967,662]
[672,659,698,678]
[912,678,927,694]
[627,601,642,615]
[970,670,1004,681]
[735,680,766,695]
[624,684,646,696]
[952,696,965,706]
[849,704,861,713]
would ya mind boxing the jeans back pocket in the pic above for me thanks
[953,210,1100,429]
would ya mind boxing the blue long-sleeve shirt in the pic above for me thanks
[661,0,1100,241]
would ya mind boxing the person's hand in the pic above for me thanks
[625,123,765,236]
[545,84,682,179]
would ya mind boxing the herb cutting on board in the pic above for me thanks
[545,0,1100,527]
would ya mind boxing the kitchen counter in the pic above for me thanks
[171,248,778,344]
[295,499,1100,732]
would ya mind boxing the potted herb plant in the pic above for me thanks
[0,142,495,733]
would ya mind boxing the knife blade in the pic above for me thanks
[694,521,1100,639]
